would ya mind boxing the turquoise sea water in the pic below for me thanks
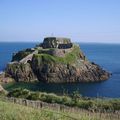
[0,42,120,98]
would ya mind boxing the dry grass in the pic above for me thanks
[0,100,119,120]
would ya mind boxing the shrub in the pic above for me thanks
[71,90,82,103]
[8,88,30,98]
[12,50,31,61]
[7,88,120,112]
[61,96,72,106]
[110,99,120,111]
[77,100,93,109]
[27,92,39,100]
[39,93,62,104]
[8,88,24,97]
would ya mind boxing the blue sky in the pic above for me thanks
[0,0,120,43]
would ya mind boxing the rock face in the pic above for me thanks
[31,55,109,83]
[5,37,110,83]
[6,62,37,82]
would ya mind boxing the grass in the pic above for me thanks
[0,100,119,120]
[0,100,75,120]
[2,82,120,112]
[1,84,120,120]
[33,45,82,64]
[7,88,120,112]
[12,51,32,61]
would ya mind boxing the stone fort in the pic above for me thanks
[39,37,74,57]
[41,37,73,49]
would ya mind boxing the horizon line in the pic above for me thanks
[0,41,120,44]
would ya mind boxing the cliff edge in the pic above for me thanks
[5,37,110,83]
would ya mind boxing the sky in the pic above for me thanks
[0,0,120,43]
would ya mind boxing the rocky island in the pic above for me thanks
[4,37,110,83]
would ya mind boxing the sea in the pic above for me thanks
[0,42,120,98]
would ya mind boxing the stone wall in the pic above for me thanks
[41,37,72,49]
[3,97,87,113]
[58,43,73,49]
[52,48,73,57]
[38,48,73,57]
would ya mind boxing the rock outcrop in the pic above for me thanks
[5,37,110,83]
[6,62,37,82]
[0,72,13,83]
[31,54,109,83]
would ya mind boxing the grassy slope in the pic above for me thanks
[34,45,81,64]
[7,88,120,112]
[0,100,119,120]
[0,100,87,120]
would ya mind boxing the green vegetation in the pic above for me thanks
[8,88,120,112]
[0,100,119,120]
[0,100,75,120]
[12,49,34,61]
[0,85,7,96]
[33,45,81,64]
[1,84,120,120]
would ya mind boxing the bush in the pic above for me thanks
[110,99,120,111]
[39,93,63,104]
[77,100,93,109]
[12,50,31,61]
[27,92,39,100]
[8,88,29,98]
[61,96,72,106]
[7,88,120,112]
[71,90,82,103]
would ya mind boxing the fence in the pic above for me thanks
[1,97,120,120]
[3,97,82,113]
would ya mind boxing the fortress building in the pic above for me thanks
[41,37,73,49]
